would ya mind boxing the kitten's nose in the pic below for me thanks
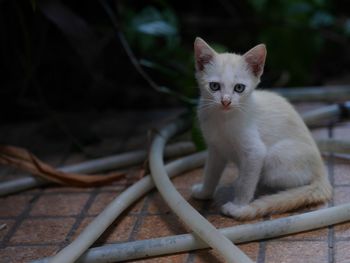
[221,100,231,107]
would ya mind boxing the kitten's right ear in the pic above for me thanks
[243,44,267,78]
[194,37,216,71]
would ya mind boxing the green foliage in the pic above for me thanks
[121,5,197,100]
[121,5,208,149]
[247,0,347,85]
[123,6,179,53]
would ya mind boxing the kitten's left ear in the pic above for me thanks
[243,44,267,78]
[194,37,217,71]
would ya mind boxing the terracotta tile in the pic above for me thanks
[0,220,15,241]
[72,215,136,244]
[128,253,188,263]
[135,215,189,240]
[10,218,75,244]
[147,189,202,214]
[207,214,238,227]
[265,241,328,263]
[192,249,225,263]
[172,168,203,189]
[88,192,144,216]
[335,241,350,263]
[237,243,259,261]
[88,193,120,216]
[192,243,258,263]
[334,222,350,240]
[0,245,58,263]
[206,215,242,228]
[205,215,262,240]
[30,193,90,216]
[0,195,34,217]
[334,162,350,186]
[146,192,171,214]
[334,187,350,205]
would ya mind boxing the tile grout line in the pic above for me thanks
[0,146,73,249]
[257,240,266,263]
[185,253,196,263]
[50,143,103,250]
[256,216,269,263]
[327,124,335,263]
[127,193,151,241]
[0,145,76,249]
[119,115,152,241]
[59,187,101,250]
[0,192,42,249]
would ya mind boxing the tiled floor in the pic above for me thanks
[0,106,350,263]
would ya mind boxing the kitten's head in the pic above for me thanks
[194,37,266,111]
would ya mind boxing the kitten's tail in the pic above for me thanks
[229,175,332,220]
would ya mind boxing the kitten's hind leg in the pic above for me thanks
[221,140,331,220]
[260,140,317,189]
[192,147,226,200]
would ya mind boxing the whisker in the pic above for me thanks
[200,99,219,104]
[197,101,219,111]
[197,99,248,115]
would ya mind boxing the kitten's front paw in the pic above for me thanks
[221,202,256,220]
[191,183,213,200]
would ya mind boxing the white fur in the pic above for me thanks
[192,38,332,220]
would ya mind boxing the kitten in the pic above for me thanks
[191,37,332,220]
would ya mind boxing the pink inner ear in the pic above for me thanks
[197,54,213,71]
[243,45,266,77]
[194,38,214,71]
[245,55,263,76]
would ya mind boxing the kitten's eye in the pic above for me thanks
[234,83,246,93]
[209,82,221,92]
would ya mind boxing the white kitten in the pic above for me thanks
[192,37,332,220]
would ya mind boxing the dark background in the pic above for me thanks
[1,0,350,122]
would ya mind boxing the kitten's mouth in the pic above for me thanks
[221,105,232,111]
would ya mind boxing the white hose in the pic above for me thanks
[33,202,350,263]
[149,120,253,263]
[0,142,195,196]
[316,139,350,154]
[46,151,206,263]
[302,104,340,125]
[274,85,350,102]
